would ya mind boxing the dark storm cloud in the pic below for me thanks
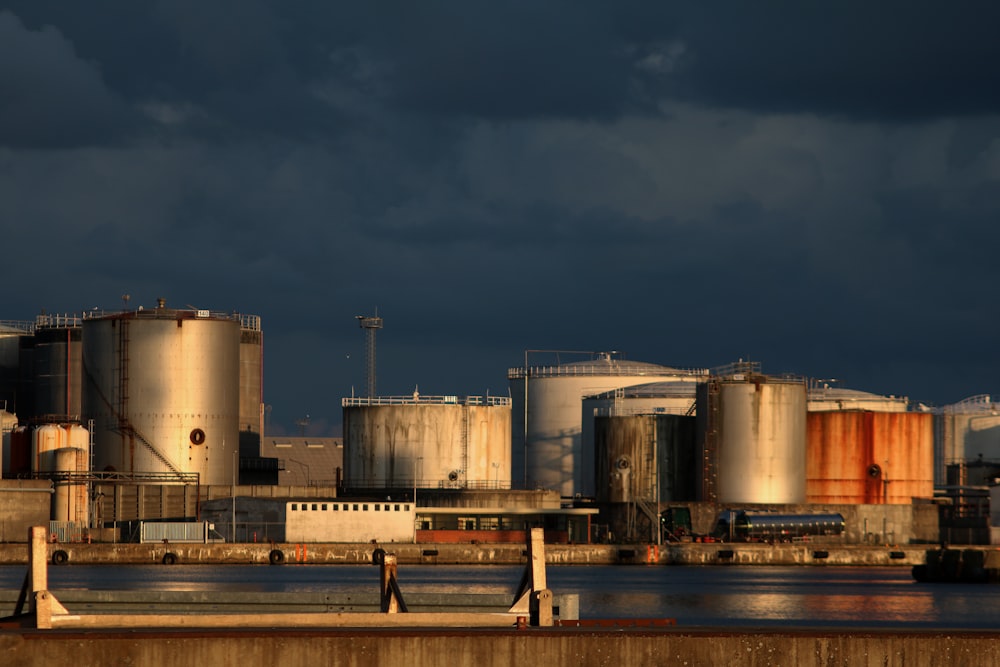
[0,11,137,147]
[2,2,1000,435]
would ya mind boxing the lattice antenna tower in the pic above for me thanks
[356,312,383,397]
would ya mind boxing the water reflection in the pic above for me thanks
[2,564,998,629]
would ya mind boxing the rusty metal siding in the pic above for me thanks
[595,414,696,504]
[807,411,934,504]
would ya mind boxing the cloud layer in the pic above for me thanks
[3,4,1000,434]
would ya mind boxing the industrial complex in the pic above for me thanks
[1,300,999,549]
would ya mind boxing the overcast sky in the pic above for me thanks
[3,3,1000,436]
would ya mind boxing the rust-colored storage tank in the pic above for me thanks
[7,425,31,477]
[807,411,933,503]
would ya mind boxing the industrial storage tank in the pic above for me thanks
[52,446,89,524]
[1,410,18,477]
[696,364,807,504]
[509,351,707,497]
[32,422,89,473]
[595,413,697,504]
[0,321,33,415]
[936,395,1000,487]
[342,394,511,490]
[81,300,242,485]
[583,380,698,494]
[238,314,264,453]
[6,424,30,477]
[31,314,83,420]
[807,410,933,503]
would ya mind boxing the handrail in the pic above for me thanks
[508,365,709,379]
[342,396,511,407]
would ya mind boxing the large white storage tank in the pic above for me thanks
[342,394,511,490]
[936,395,1000,487]
[697,366,807,504]
[81,301,241,485]
[509,351,707,498]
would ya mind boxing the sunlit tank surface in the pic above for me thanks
[594,414,697,504]
[342,394,511,490]
[52,446,88,523]
[936,395,1000,487]
[698,374,807,504]
[509,352,707,497]
[807,410,934,504]
[81,303,242,485]
[31,314,83,420]
[32,423,89,473]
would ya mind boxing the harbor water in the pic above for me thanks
[2,563,997,629]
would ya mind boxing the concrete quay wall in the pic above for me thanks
[0,541,933,566]
[2,628,999,667]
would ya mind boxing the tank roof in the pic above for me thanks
[943,394,997,414]
[807,386,906,402]
[508,352,708,380]
[0,320,33,334]
[585,380,699,400]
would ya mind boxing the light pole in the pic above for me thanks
[231,445,237,543]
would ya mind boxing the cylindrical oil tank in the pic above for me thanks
[936,395,1000,487]
[509,352,708,497]
[239,315,264,448]
[697,374,807,504]
[0,322,33,415]
[583,380,698,496]
[1,410,18,476]
[81,304,240,485]
[342,395,511,489]
[32,423,89,473]
[31,316,84,420]
[52,447,89,523]
[7,424,31,477]
[595,414,697,504]
[807,410,933,503]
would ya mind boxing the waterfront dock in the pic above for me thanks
[0,540,933,567]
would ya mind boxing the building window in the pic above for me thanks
[384,504,390,511]
[375,505,380,511]
[353,504,359,511]
[333,504,339,511]
[312,504,318,511]
[363,504,369,511]
[291,504,297,511]
[322,504,328,511]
